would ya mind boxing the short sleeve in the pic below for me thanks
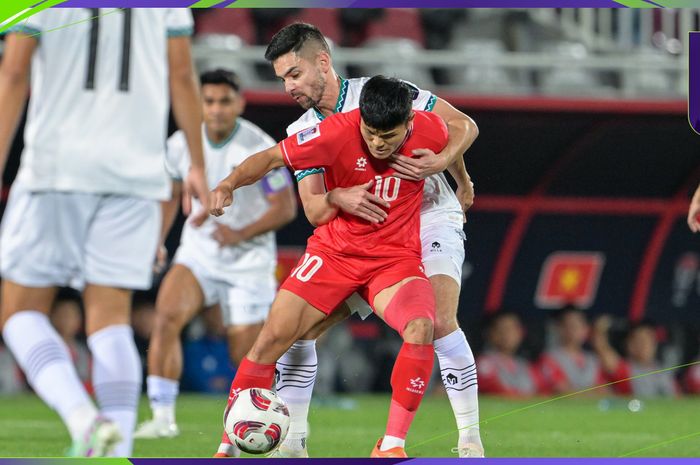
[164,133,187,181]
[165,9,194,37]
[401,79,437,112]
[279,123,337,172]
[5,9,49,36]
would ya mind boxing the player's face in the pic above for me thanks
[626,327,657,364]
[558,312,589,346]
[490,315,524,354]
[272,51,326,110]
[360,119,410,160]
[202,84,243,136]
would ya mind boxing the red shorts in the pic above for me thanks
[280,248,426,316]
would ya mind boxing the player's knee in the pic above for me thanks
[433,313,459,339]
[153,307,187,334]
[402,318,434,344]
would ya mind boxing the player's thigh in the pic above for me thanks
[300,302,351,340]
[155,264,207,330]
[84,195,160,291]
[1,280,57,325]
[0,185,95,290]
[248,290,327,364]
[82,284,133,335]
[226,322,264,364]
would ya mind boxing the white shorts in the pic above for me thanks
[345,221,466,318]
[0,184,159,290]
[173,247,275,326]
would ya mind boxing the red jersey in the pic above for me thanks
[280,109,448,259]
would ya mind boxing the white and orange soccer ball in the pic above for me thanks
[223,388,290,455]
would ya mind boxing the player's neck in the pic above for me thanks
[206,122,238,147]
[315,71,342,117]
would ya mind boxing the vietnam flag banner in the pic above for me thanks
[535,252,605,309]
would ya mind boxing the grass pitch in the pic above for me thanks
[1,393,699,457]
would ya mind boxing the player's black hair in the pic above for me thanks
[264,22,330,62]
[359,76,413,131]
[200,68,241,92]
[484,311,522,330]
[552,304,587,323]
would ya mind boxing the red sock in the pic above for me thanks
[221,357,276,445]
[226,357,276,407]
[386,342,434,439]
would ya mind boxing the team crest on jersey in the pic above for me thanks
[297,125,321,145]
[355,156,368,171]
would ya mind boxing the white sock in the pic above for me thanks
[275,340,316,448]
[88,325,142,457]
[434,329,482,445]
[2,311,98,441]
[380,435,405,451]
[146,375,179,424]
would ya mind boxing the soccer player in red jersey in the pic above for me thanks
[209,76,447,457]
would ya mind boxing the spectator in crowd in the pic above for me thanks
[477,312,545,397]
[50,294,91,393]
[591,316,678,397]
[538,306,606,395]
[684,351,700,394]
[687,183,700,233]
[181,305,233,394]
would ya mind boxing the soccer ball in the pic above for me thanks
[223,388,290,454]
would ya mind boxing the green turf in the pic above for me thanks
[1,393,699,457]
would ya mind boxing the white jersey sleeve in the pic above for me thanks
[11,9,195,201]
[165,8,194,36]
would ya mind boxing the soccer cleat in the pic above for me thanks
[213,440,240,458]
[370,438,408,458]
[268,438,309,458]
[67,417,122,457]
[134,419,180,439]
[453,442,485,458]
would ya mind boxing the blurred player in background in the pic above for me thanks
[538,306,605,395]
[215,22,484,458]
[211,76,444,458]
[592,316,678,397]
[477,312,546,397]
[134,68,296,440]
[0,8,209,456]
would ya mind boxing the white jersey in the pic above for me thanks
[11,8,194,200]
[165,119,291,278]
[286,76,464,228]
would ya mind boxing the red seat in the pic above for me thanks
[194,9,255,44]
[364,9,424,47]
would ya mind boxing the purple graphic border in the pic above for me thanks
[690,32,700,134]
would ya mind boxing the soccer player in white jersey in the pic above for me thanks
[215,22,485,458]
[0,9,209,457]
[134,69,297,440]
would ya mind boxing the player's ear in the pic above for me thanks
[317,51,331,73]
[236,95,246,115]
[406,111,415,126]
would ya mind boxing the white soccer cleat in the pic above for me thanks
[454,441,485,458]
[67,417,122,457]
[268,438,309,458]
[134,419,180,439]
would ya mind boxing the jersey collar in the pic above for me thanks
[313,76,348,121]
[206,120,240,149]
